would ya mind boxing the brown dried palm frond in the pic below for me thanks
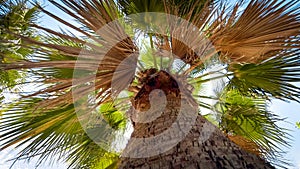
[210,0,300,63]
[1,0,138,109]
[228,135,261,157]
[157,0,216,67]
[157,0,300,70]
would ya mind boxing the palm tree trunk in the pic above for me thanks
[119,71,274,169]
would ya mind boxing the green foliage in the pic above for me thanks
[118,0,165,15]
[0,0,38,57]
[118,0,209,16]
[0,98,122,168]
[296,122,300,129]
[0,70,22,89]
[0,0,38,90]
[203,113,218,126]
[91,152,119,169]
[99,102,127,130]
[228,52,300,102]
[213,89,290,166]
[0,0,38,32]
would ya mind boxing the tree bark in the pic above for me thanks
[119,71,274,169]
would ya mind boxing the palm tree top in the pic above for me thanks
[0,0,300,168]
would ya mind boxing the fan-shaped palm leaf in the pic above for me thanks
[210,0,300,63]
[228,52,300,102]
[213,89,291,167]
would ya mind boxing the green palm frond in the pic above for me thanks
[66,131,120,169]
[228,51,300,102]
[0,0,39,37]
[118,0,165,14]
[68,142,119,169]
[213,89,291,167]
[97,101,128,131]
[0,0,38,90]
[0,99,80,163]
[118,0,209,21]
[0,96,124,168]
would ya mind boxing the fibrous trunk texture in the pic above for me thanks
[119,71,274,169]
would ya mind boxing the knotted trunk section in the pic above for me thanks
[119,70,274,169]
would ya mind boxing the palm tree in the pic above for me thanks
[1,0,300,168]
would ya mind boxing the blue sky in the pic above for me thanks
[270,99,300,169]
[1,0,300,168]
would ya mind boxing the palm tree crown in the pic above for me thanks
[0,0,300,168]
